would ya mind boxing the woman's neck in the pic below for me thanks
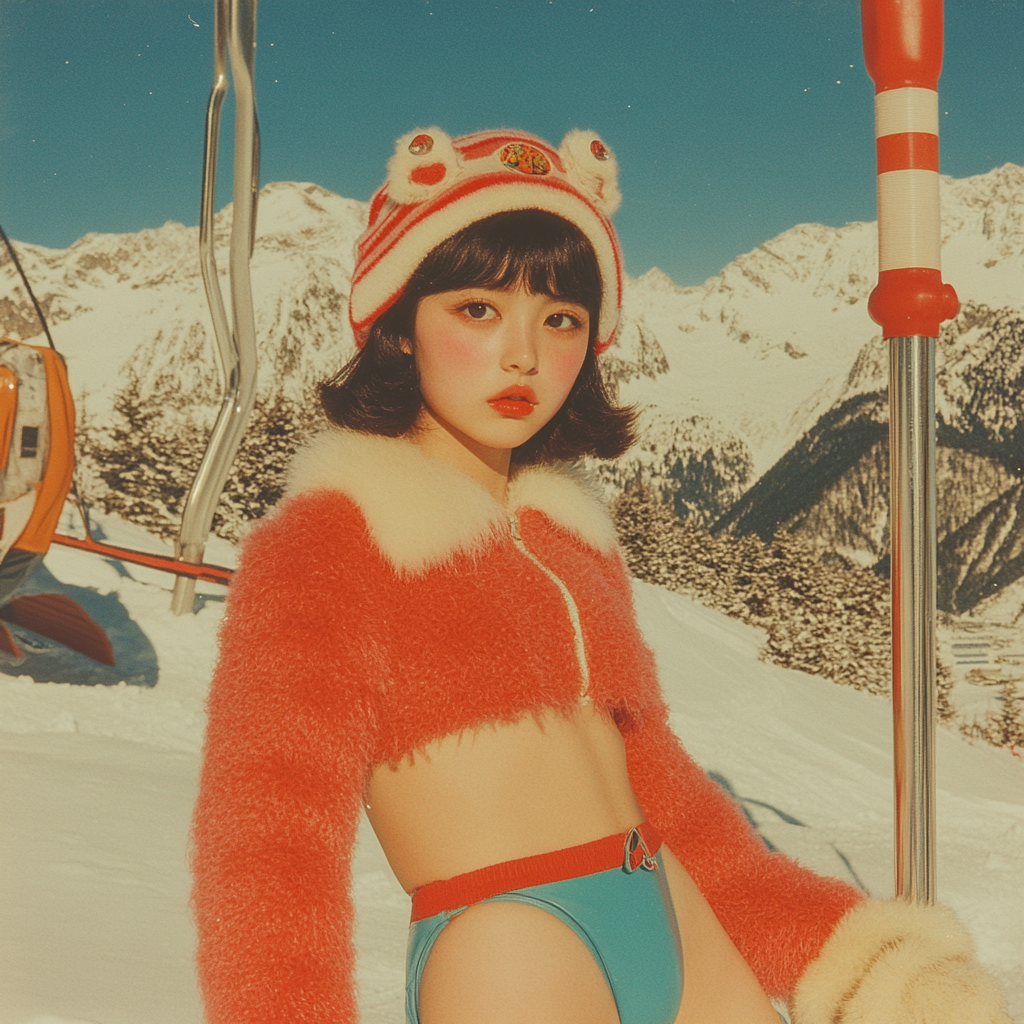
[410,410,512,504]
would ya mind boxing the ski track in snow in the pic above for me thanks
[1,517,1022,1024]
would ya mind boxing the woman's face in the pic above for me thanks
[409,284,590,454]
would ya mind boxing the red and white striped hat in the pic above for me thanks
[349,128,623,353]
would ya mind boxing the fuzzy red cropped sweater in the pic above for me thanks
[190,428,864,1024]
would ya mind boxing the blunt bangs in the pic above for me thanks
[404,210,603,343]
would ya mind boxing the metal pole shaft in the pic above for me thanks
[171,0,259,615]
[888,334,937,903]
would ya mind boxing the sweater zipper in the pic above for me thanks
[508,512,591,704]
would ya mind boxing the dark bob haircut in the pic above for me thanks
[319,209,636,465]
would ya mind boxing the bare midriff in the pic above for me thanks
[364,701,645,894]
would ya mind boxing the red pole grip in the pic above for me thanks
[861,0,959,337]
[862,0,943,91]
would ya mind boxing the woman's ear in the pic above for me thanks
[399,337,414,356]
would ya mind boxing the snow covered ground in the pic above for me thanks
[2,513,1022,1024]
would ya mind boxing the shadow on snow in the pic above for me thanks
[0,560,159,687]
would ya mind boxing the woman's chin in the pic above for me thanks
[473,415,553,452]
[420,407,555,455]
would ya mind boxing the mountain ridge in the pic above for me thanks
[2,165,1023,748]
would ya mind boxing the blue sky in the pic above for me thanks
[1,0,1021,284]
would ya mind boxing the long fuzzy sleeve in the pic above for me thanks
[622,705,863,998]
[577,540,864,995]
[606,551,1011,1019]
[190,493,384,1024]
[593,542,863,999]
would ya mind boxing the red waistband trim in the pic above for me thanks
[410,821,662,922]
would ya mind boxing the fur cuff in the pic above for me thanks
[791,898,1010,1024]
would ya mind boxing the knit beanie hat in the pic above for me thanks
[349,128,623,353]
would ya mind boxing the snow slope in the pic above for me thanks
[2,523,1021,1024]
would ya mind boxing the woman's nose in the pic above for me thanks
[500,320,539,373]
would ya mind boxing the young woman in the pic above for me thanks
[190,128,1009,1024]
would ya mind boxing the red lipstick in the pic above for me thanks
[487,385,538,418]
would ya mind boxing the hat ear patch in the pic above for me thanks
[388,127,461,205]
[410,162,447,186]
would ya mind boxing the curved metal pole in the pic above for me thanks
[861,0,958,903]
[172,0,259,615]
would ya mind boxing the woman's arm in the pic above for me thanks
[611,558,1009,1020]
[622,702,862,999]
[584,543,862,996]
[190,494,382,1024]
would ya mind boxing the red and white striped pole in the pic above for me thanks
[861,0,959,905]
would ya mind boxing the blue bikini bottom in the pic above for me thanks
[406,847,684,1024]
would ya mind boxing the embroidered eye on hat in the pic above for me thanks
[349,128,623,353]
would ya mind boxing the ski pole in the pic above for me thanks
[861,0,959,905]
[171,0,259,615]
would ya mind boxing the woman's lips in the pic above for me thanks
[488,386,537,418]
[489,399,533,417]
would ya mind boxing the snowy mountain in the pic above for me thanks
[2,164,1022,744]
[609,164,1024,504]
[0,181,366,419]
[712,301,1024,586]
[3,165,1021,473]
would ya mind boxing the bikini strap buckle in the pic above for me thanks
[623,826,657,873]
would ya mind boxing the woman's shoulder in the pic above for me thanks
[242,483,370,561]
[509,461,619,556]
[223,492,377,623]
[228,433,392,591]
[242,429,423,558]
[280,427,513,575]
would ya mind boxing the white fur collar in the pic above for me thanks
[284,428,618,574]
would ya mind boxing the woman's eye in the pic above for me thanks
[545,312,582,330]
[462,302,497,320]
